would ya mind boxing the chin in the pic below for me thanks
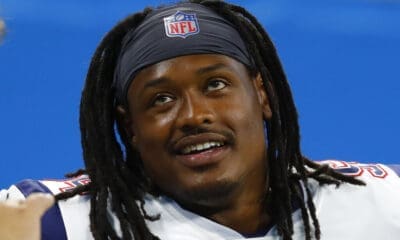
[173,179,239,211]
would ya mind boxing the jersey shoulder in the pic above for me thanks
[314,160,400,238]
[1,174,91,200]
[317,159,400,179]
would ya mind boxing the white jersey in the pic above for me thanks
[1,160,400,240]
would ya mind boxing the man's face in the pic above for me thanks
[122,54,271,208]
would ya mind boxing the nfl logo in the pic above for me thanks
[164,11,200,38]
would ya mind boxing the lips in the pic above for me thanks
[180,141,224,155]
[170,132,232,168]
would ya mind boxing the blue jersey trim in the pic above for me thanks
[15,179,68,240]
[387,164,400,177]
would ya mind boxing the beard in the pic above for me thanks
[168,178,241,214]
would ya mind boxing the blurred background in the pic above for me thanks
[0,0,399,187]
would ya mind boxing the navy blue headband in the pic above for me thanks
[114,2,253,105]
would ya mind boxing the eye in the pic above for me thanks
[206,79,227,92]
[152,94,174,106]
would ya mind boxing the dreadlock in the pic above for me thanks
[56,1,365,240]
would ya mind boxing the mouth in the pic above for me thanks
[171,133,232,168]
[180,141,225,155]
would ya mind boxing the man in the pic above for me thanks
[1,1,400,239]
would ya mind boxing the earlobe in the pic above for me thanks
[254,74,272,120]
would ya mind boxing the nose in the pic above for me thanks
[174,93,215,130]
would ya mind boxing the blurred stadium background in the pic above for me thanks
[0,0,399,186]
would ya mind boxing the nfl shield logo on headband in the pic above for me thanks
[164,11,200,38]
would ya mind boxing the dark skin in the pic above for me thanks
[118,54,272,234]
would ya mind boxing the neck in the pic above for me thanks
[207,179,271,234]
[179,173,271,234]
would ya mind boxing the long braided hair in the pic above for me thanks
[56,1,364,239]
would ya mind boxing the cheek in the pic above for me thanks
[225,90,266,155]
[130,111,178,171]
[132,108,177,146]
[225,89,264,130]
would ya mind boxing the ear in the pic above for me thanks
[253,73,272,120]
[116,105,137,147]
